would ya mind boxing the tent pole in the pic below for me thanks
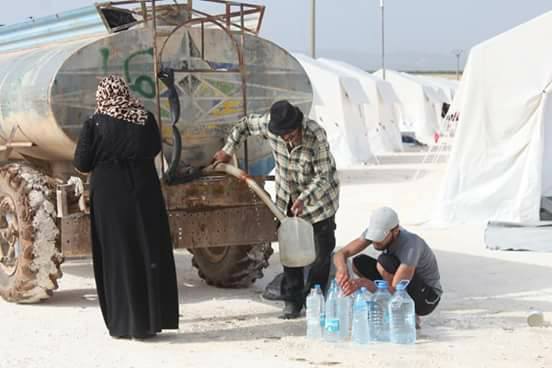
[380,0,385,80]
[453,49,463,81]
[309,0,316,58]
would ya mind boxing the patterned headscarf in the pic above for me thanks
[95,75,148,125]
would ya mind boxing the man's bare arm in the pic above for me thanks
[390,264,416,293]
[333,238,370,289]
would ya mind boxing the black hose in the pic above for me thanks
[158,67,182,184]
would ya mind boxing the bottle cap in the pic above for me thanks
[528,310,545,327]
[396,280,409,290]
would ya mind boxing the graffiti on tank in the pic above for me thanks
[100,48,110,75]
[100,47,155,99]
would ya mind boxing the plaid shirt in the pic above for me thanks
[223,113,339,224]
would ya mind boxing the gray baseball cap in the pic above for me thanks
[362,207,399,242]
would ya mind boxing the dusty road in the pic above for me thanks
[1,153,551,368]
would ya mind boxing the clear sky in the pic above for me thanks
[2,0,551,71]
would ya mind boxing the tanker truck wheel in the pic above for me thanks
[191,243,273,288]
[0,164,63,303]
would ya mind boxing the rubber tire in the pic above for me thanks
[0,164,63,303]
[191,243,273,288]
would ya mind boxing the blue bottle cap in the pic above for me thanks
[375,280,388,289]
[396,280,409,290]
[314,284,321,289]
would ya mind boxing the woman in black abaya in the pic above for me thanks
[73,75,179,339]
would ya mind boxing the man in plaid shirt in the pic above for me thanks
[214,100,340,319]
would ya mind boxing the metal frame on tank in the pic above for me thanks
[59,1,277,257]
[96,0,266,172]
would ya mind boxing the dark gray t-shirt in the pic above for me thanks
[363,227,442,294]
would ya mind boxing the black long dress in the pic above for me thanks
[73,112,179,338]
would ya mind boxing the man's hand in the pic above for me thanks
[335,268,350,290]
[291,199,304,216]
[340,279,358,296]
[350,278,375,294]
[212,150,232,164]
[337,278,375,296]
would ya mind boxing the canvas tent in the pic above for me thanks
[374,69,447,144]
[405,74,459,134]
[294,54,374,167]
[316,58,403,154]
[418,75,459,103]
[434,11,552,224]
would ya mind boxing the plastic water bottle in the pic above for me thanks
[315,284,325,329]
[352,287,370,344]
[389,280,416,344]
[337,286,352,340]
[365,292,375,341]
[324,279,340,342]
[306,286,323,339]
[369,280,392,342]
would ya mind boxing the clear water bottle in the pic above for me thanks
[366,292,375,341]
[369,280,392,342]
[306,286,322,339]
[324,279,340,342]
[352,287,370,344]
[389,280,416,344]
[315,284,325,329]
[337,286,352,341]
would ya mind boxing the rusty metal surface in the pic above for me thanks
[60,175,277,254]
[60,214,92,257]
[60,206,277,254]
[169,205,276,249]
[163,175,266,210]
[193,1,265,35]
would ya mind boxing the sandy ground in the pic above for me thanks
[1,150,552,368]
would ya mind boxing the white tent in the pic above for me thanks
[294,54,374,167]
[374,69,446,144]
[434,11,552,224]
[316,58,403,154]
[418,75,459,103]
[404,74,459,134]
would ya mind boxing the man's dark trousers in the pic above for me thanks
[281,216,336,305]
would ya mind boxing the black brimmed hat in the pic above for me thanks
[268,100,304,136]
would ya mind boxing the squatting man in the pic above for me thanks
[333,207,442,327]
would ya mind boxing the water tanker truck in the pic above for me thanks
[0,0,312,303]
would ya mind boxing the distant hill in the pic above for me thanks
[312,49,466,73]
